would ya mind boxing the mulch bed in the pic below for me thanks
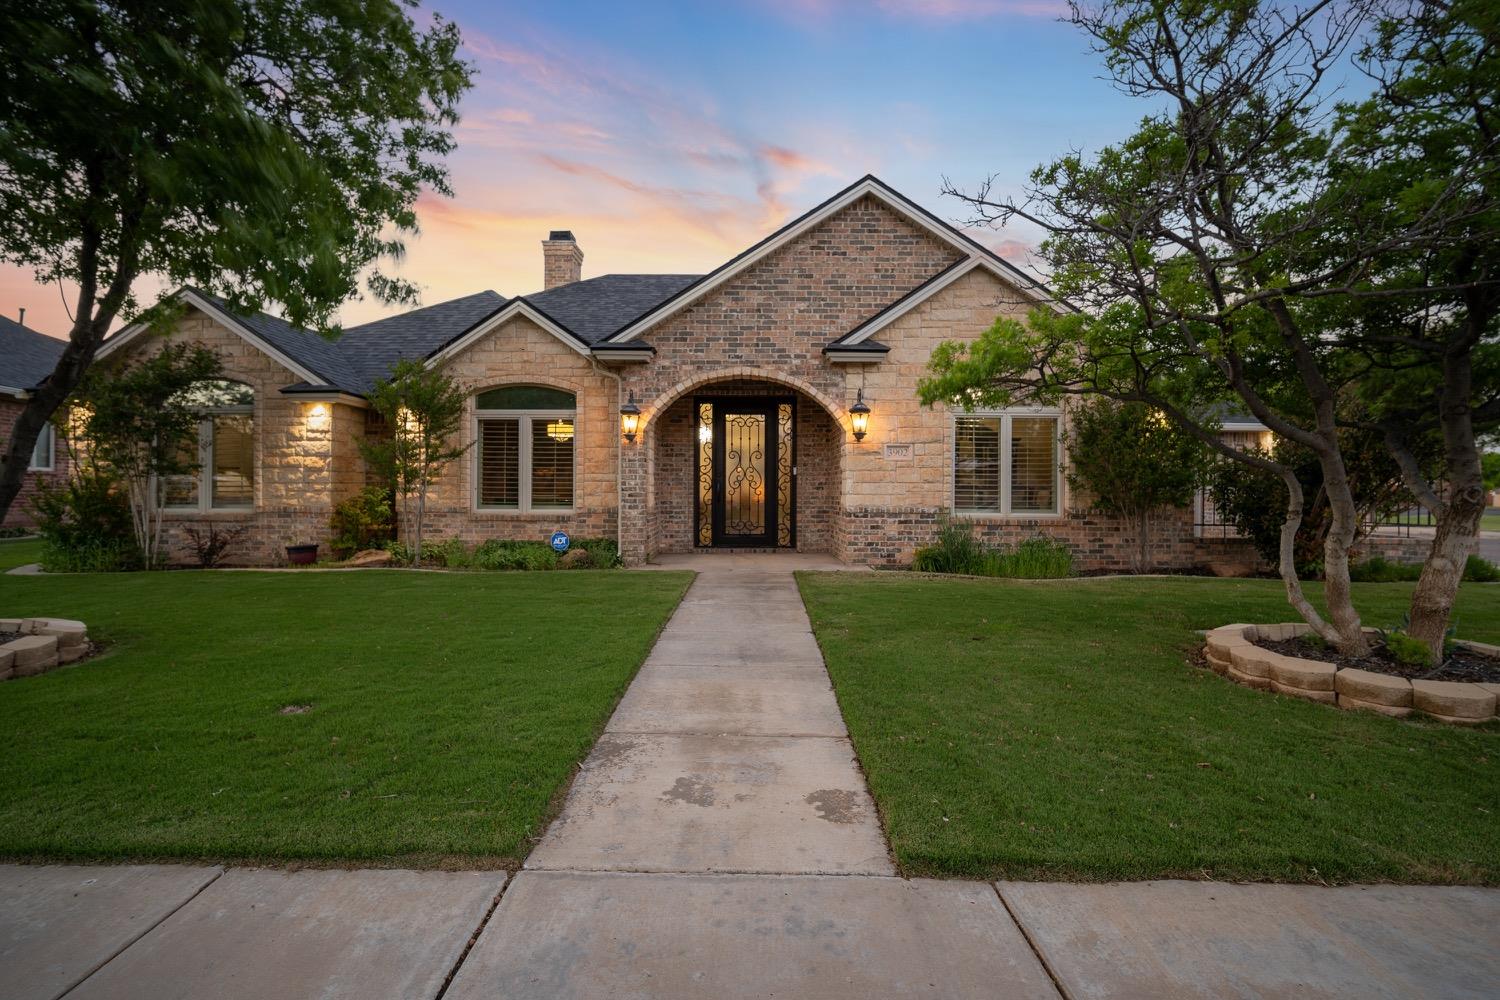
[1257,636,1500,684]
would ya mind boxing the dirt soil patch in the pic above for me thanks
[1257,636,1500,684]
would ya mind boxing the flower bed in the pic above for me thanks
[1204,623,1500,724]
[0,618,91,680]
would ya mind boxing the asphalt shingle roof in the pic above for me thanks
[182,277,702,395]
[525,274,699,345]
[0,315,66,392]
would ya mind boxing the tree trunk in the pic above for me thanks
[1274,467,1353,650]
[1136,508,1150,574]
[1406,326,1489,664]
[1314,446,1371,656]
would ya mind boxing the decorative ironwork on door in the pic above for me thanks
[723,411,767,536]
[694,396,795,548]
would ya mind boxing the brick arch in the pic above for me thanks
[640,367,848,433]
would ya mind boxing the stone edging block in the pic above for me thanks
[1204,624,1498,725]
[2,617,89,680]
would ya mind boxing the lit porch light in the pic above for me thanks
[849,389,871,442]
[620,393,641,443]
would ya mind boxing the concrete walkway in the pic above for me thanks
[4,554,1499,998]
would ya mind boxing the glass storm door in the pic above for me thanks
[696,398,795,548]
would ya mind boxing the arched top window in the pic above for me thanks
[474,385,575,411]
[170,379,254,411]
[474,385,576,512]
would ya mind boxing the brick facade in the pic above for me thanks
[0,398,70,531]
[90,190,1315,573]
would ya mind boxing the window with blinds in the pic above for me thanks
[478,418,520,509]
[954,416,1002,511]
[530,418,574,509]
[473,386,576,512]
[1010,416,1057,513]
[953,412,1059,515]
[160,380,255,511]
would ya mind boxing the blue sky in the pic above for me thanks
[4,0,1145,336]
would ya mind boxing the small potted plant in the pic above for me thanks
[285,541,319,566]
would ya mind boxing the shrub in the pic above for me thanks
[912,519,989,575]
[472,539,558,571]
[913,520,1073,579]
[29,471,142,572]
[1349,555,1422,582]
[328,487,393,557]
[424,537,471,568]
[571,536,621,568]
[1350,553,1500,584]
[182,524,248,568]
[992,536,1074,578]
[1465,554,1500,583]
[1383,629,1432,667]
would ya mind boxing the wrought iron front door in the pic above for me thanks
[696,398,795,548]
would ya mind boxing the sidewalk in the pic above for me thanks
[3,554,1497,999]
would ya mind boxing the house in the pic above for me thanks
[0,315,69,530]
[93,175,1246,569]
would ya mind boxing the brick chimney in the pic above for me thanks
[542,230,583,289]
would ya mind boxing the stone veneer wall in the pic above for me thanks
[105,309,351,566]
[413,314,619,546]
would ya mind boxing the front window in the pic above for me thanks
[28,422,54,471]
[162,380,255,511]
[953,410,1060,515]
[474,385,575,511]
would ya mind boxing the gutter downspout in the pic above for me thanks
[589,356,628,562]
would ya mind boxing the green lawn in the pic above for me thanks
[0,536,43,571]
[0,568,690,867]
[799,573,1500,885]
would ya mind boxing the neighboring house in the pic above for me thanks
[93,174,1254,569]
[0,315,69,530]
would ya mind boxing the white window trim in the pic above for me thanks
[472,407,578,514]
[951,408,1064,518]
[28,423,55,472]
[162,404,255,513]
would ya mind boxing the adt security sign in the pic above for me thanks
[549,531,570,553]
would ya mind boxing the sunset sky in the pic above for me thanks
[1,0,1142,339]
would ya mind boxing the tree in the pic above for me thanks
[74,342,223,567]
[1328,0,1500,659]
[923,0,1500,660]
[0,0,473,523]
[1064,400,1206,572]
[358,359,468,564]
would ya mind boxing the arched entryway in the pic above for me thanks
[641,377,844,558]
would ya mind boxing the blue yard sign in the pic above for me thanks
[550,531,570,553]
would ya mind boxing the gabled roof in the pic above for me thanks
[602,174,1062,344]
[92,175,1068,395]
[0,315,66,395]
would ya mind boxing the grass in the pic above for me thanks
[0,536,43,572]
[0,567,690,867]
[798,573,1500,884]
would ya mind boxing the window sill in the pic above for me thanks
[162,509,256,519]
[954,510,1064,521]
[472,508,577,517]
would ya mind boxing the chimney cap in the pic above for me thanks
[547,230,575,242]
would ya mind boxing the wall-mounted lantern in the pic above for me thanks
[620,393,641,443]
[849,389,871,442]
